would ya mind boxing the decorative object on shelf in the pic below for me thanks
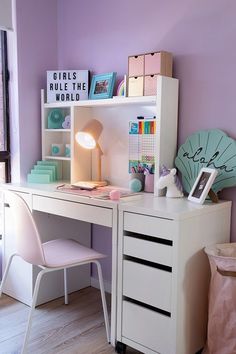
[51,143,63,156]
[116,75,127,97]
[156,165,183,198]
[128,51,173,97]
[62,115,71,129]
[175,129,236,194]
[188,167,218,204]
[27,160,59,183]
[65,144,71,157]
[47,70,89,103]
[47,109,64,129]
[89,72,116,99]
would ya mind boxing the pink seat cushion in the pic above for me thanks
[42,239,106,268]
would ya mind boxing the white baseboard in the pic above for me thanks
[91,276,111,294]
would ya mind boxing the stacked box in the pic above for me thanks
[27,160,59,183]
[128,51,173,97]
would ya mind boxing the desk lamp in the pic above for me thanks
[75,119,106,185]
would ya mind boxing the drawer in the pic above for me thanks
[144,74,158,96]
[128,55,144,77]
[32,195,113,227]
[124,212,174,241]
[123,260,172,311]
[145,51,173,76]
[128,76,143,97]
[124,235,172,266]
[4,191,31,207]
[122,300,173,354]
[145,52,161,75]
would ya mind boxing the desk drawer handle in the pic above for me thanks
[4,203,10,208]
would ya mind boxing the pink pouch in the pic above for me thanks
[203,243,236,354]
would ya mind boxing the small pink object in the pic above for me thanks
[109,189,121,200]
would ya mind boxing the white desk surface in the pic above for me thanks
[1,182,231,220]
[119,193,232,220]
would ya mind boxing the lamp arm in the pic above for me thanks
[96,143,103,181]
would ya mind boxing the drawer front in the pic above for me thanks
[145,52,161,75]
[124,235,172,266]
[144,74,158,96]
[128,76,143,97]
[4,191,31,207]
[32,195,113,227]
[124,212,174,241]
[123,260,172,311]
[128,55,144,77]
[122,300,173,354]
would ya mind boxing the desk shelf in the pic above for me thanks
[41,75,178,190]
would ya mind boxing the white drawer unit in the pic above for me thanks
[116,196,232,354]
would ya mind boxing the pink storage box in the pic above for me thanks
[144,75,158,96]
[145,51,173,77]
[128,55,144,77]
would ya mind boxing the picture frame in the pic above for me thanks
[89,72,116,99]
[188,167,218,204]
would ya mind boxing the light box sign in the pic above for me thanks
[47,70,89,103]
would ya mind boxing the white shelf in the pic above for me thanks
[45,156,71,161]
[45,129,71,132]
[44,95,157,108]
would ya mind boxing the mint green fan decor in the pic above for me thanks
[175,129,236,194]
[47,109,64,129]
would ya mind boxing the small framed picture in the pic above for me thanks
[188,167,218,204]
[89,72,116,99]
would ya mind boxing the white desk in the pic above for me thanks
[1,183,119,346]
[1,184,232,353]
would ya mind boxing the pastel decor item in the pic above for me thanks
[27,173,51,184]
[129,178,142,193]
[116,76,127,97]
[62,115,71,129]
[37,160,59,180]
[175,129,236,194]
[144,174,154,193]
[65,144,71,157]
[109,189,121,200]
[47,109,64,129]
[156,165,183,198]
[51,144,63,156]
[33,165,57,181]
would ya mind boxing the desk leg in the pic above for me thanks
[110,207,118,346]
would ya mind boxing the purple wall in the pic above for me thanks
[57,0,236,242]
[15,0,58,181]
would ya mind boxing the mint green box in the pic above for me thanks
[31,169,54,182]
[34,165,56,181]
[37,161,59,180]
[27,173,51,184]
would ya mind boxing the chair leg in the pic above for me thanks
[0,253,17,297]
[21,268,46,354]
[64,268,68,305]
[94,260,110,343]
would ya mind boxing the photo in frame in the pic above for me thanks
[188,167,218,204]
[89,72,116,99]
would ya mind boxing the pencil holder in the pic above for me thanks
[144,174,154,193]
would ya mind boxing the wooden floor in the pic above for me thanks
[0,287,141,354]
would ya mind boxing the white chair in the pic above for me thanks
[0,191,110,353]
